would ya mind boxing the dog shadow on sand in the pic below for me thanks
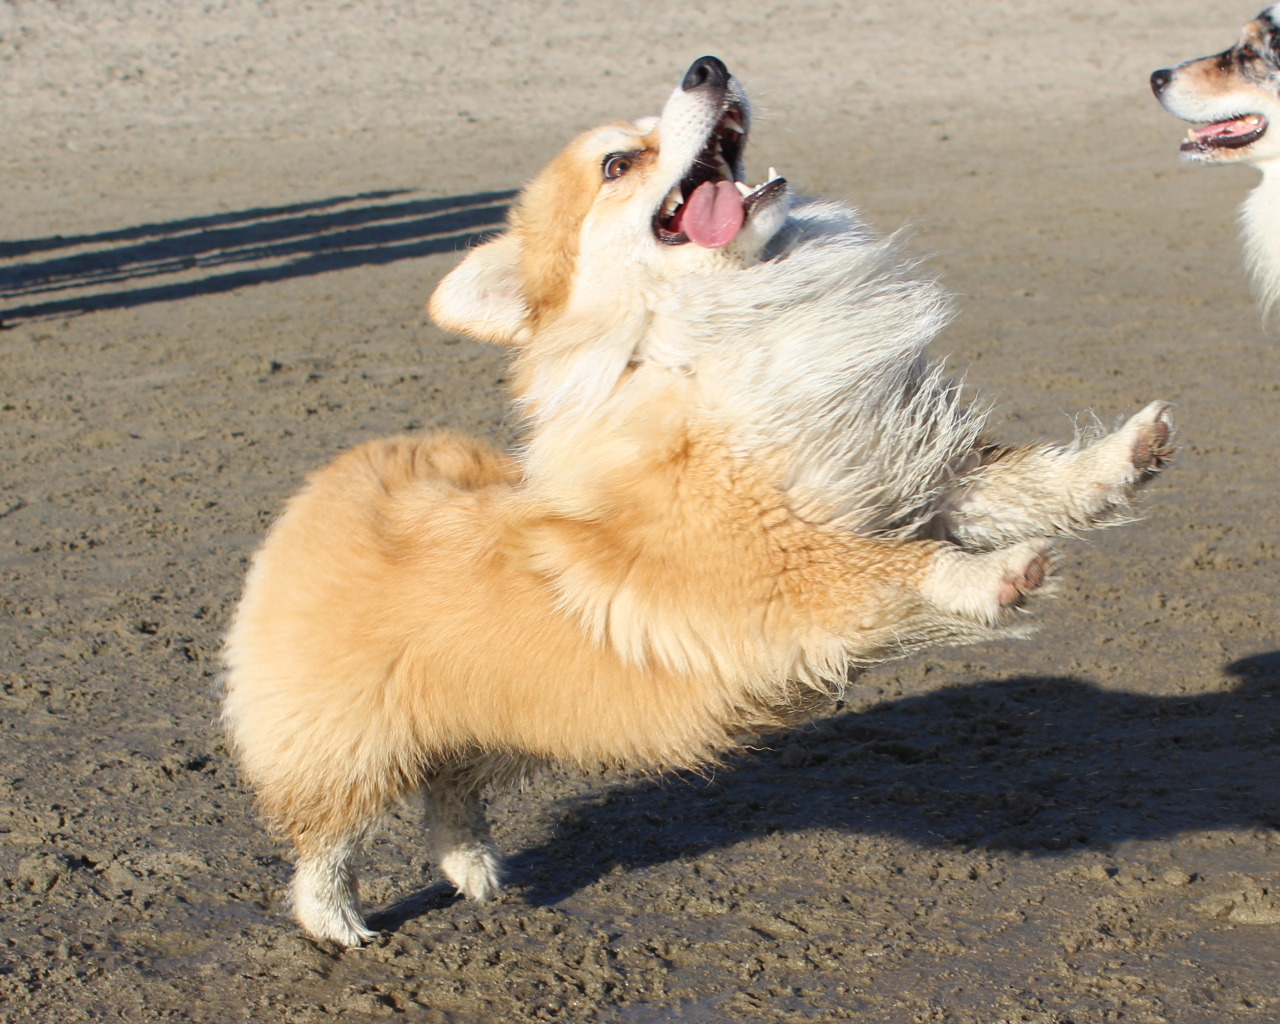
[0,189,513,323]
[373,652,1279,931]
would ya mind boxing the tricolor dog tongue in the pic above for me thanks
[677,180,745,248]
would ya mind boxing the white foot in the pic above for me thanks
[1086,400,1175,496]
[425,778,503,901]
[292,846,377,947]
[921,539,1054,626]
[439,841,503,901]
[1128,400,1175,478]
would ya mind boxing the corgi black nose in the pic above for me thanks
[682,56,730,92]
[1150,68,1173,95]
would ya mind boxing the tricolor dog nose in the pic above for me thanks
[682,56,730,92]
[1150,68,1173,95]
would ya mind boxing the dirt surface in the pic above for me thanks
[3,2,1279,1021]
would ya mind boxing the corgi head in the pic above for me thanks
[1151,5,1280,165]
[430,56,791,347]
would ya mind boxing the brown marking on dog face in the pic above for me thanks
[509,121,660,326]
[1243,11,1280,65]
[1243,17,1267,50]
[1174,49,1274,99]
[1206,14,1280,82]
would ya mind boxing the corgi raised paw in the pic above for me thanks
[921,539,1055,627]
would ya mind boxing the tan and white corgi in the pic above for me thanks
[1152,5,1280,315]
[223,56,1174,947]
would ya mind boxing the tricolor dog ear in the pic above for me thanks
[429,234,529,345]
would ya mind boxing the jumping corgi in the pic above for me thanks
[1152,5,1280,315]
[223,56,1175,947]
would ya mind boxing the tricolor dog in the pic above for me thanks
[224,57,1175,946]
[1152,5,1280,314]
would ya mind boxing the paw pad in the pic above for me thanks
[997,546,1052,608]
[1130,403,1174,478]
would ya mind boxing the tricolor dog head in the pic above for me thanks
[1151,6,1280,165]
[430,56,791,347]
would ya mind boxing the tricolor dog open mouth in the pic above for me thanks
[1181,113,1269,153]
[653,101,787,249]
[1150,7,1280,316]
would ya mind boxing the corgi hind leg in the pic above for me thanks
[291,827,378,947]
[276,750,415,946]
[942,401,1174,548]
[425,767,503,902]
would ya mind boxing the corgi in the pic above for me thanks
[1152,5,1280,316]
[223,56,1175,947]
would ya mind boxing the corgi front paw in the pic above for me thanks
[922,539,1055,627]
[1125,400,1175,480]
[1085,400,1175,498]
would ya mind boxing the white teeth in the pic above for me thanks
[768,166,778,181]
[723,116,745,133]
[734,181,752,196]
[661,185,683,217]
[1248,115,1262,125]
[1186,129,1198,141]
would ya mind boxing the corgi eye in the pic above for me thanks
[602,152,638,179]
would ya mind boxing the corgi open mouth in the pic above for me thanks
[1182,113,1269,153]
[653,102,787,249]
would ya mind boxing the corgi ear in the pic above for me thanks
[429,234,529,345]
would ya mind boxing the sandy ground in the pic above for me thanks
[3,1,1279,1021]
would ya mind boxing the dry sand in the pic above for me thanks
[2,1,1278,1021]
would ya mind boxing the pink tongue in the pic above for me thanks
[676,180,745,248]
[1198,117,1254,139]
